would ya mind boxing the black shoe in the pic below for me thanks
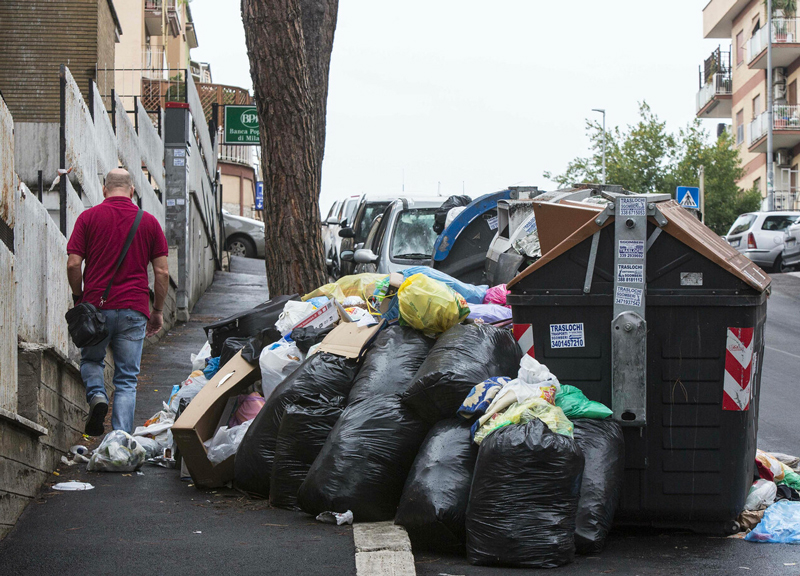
[85,395,108,437]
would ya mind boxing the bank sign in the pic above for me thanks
[223,105,259,144]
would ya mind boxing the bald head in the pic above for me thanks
[104,169,134,199]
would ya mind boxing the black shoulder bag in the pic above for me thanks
[65,209,144,348]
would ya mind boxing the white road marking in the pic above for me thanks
[353,522,416,576]
[766,345,800,361]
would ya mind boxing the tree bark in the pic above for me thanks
[241,0,338,297]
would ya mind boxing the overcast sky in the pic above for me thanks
[191,0,722,214]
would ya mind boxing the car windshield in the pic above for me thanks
[728,214,757,236]
[761,215,800,231]
[356,202,391,243]
[342,198,359,225]
[391,208,439,259]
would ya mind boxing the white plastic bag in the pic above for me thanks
[87,430,147,472]
[169,378,207,413]
[204,419,254,465]
[445,206,466,229]
[191,341,212,372]
[275,301,317,334]
[259,339,304,399]
[745,479,778,511]
[133,408,175,437]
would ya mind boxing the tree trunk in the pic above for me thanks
[241,0,338,297]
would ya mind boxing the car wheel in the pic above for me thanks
[227,236,255,258]
[775,255,788,273]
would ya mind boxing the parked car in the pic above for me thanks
[337,195,396,277]
[345,197,445,274]
[322,195,360,279]
[725,211,800,272]
[223,209,265,258]
[321,199,341,260]
[781,216,800,271]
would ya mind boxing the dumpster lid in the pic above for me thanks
[531,200,604,256]
[508,199,771,292]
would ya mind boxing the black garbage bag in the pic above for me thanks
[395,418,477,551]
[401,324,521,423]
[572,418,625,554]
[291,324,335,354]
[269,401,345,510]
[465,419,584,568]
[234,352,360,498]
[204,294,298,357]
[433,195,471,234]
[348,325,434,404]
[297,395,431,522]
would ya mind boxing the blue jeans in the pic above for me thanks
[80,309,147,433]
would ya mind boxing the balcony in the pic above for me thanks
[748,105,800,152]
[144,0,181,37]
[748,19,800,68]
[696,48,732,118]
[219,144,257,167]
[703,0,753,38]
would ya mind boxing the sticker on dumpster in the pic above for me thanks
[617,263,644,284]
[615,286,643,307]
[173,157,185,167]
[513,323,535,357]
[618,240,645,259]
[487,216,498,231]
[523,216,538,235]
[618,197,647,216]
[680,272,703,286]
[723,327,754,411]
[549,323,585,349]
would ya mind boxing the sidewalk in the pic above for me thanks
[0,258,356,576]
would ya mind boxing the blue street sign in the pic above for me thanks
[676,186,700,210]
[255,181,264,210]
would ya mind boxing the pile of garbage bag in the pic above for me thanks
[107,270,642,570]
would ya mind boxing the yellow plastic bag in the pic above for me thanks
[303,273,388,305]
[397,273,470,333]
[474,397,573,445]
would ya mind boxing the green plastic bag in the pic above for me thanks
[555,385,612,420]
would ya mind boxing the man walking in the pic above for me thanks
[66,169,170,436]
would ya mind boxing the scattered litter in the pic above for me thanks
[745,501,800,543]
[60,455,76,466]
[193,530,202,534]
[87,430,146,472]
[136,471,144,476]
[315,511,353,526]
[52,482,94,491]
[70,445,90,457]
[203,419,254,465]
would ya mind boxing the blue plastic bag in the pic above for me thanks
[400,267,488,304]
[745,501,800,543]
[203,356,221,379]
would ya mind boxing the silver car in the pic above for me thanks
[346,197,445,274]
[223,209,265,258]
[726,211,800,271]
[781,216,800,271]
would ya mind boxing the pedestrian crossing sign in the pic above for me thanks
[676,186,700,210]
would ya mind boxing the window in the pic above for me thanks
[355,202,391,244]
[790,80,797,106]
[728,213,757,236]
[736,109,745,144]
[736,30,745,65]
[754,177,762,193]
[753,94,762,116]
[762,215,800,231]
[390,208,439,260]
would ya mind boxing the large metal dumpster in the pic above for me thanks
[507,194,771,533]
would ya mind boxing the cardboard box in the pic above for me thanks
[172,351,260,488]
[317,320,385,359]
[283,298,339,336]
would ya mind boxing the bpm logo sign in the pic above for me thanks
[240,110,258,129]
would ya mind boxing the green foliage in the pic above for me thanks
[545,102,763,235]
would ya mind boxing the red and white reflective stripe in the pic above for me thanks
[723,327,754,411]
[513,323,535,357]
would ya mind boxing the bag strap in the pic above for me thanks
[100,208,143,307]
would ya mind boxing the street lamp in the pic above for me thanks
[592,108,607,185]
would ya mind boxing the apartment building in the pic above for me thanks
[700,0,800,209]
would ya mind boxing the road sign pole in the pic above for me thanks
[699,165,705,224]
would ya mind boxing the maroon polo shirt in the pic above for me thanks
[67,196,169,319]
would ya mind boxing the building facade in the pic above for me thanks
[701,0,800,209]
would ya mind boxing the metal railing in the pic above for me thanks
[748,105,800,146]
[773,189,799,210]
[748,18,800,63]
[696,72,732,112]
[218,143,257,167]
